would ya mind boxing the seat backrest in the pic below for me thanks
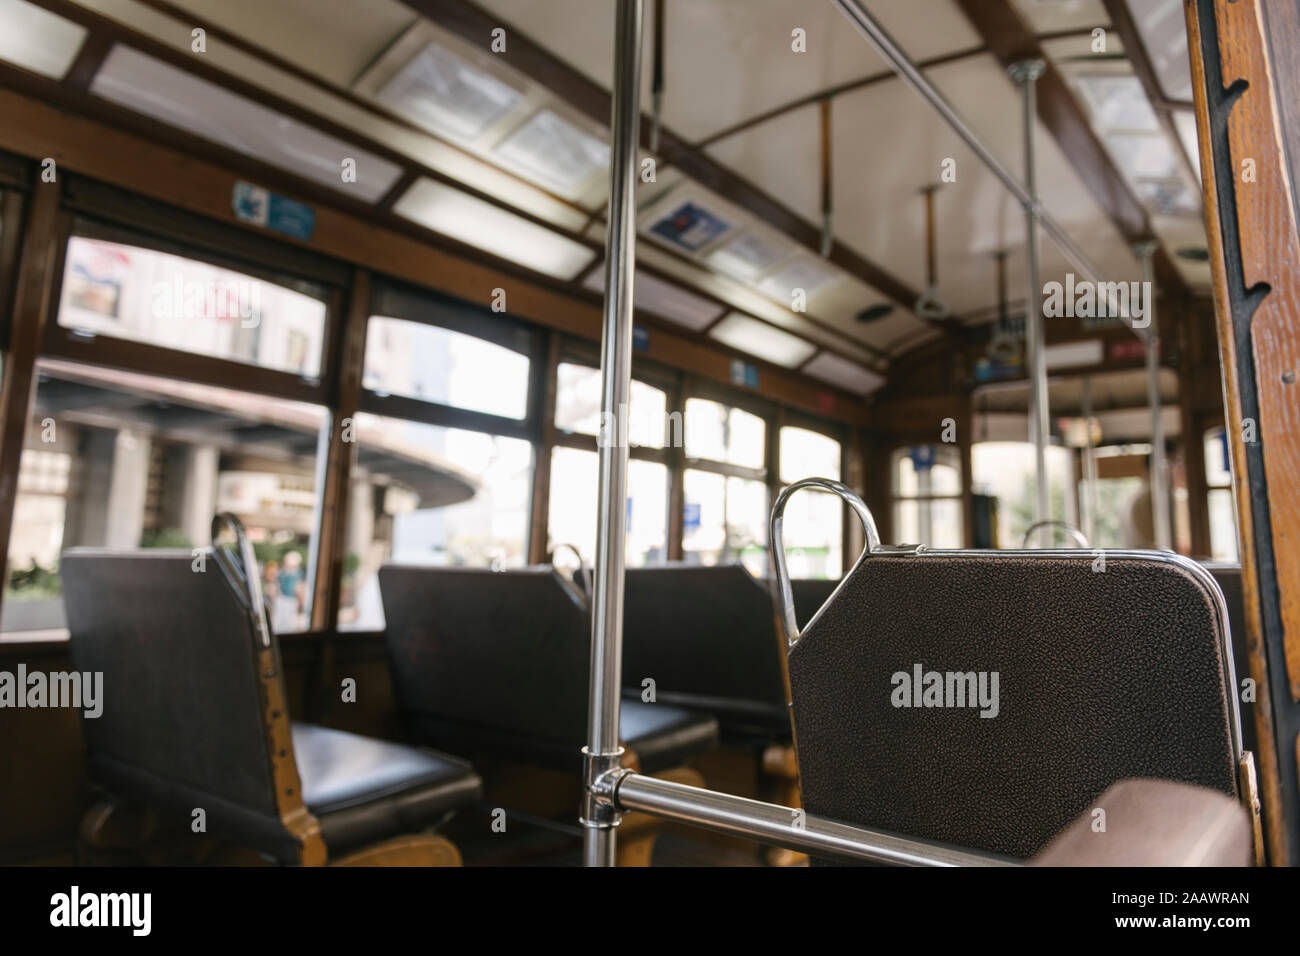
[1203,563,1256,755]
[622,564,788,734]
[61,549,306,861]
[379,565,590,754]
[787,550,1241,860]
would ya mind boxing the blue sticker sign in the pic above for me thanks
[633,325,650,352]
[729,359,760,389]
[649,201,731,252]
[683,502,702,531]
[908,445,936,472]
[233,182,316,241]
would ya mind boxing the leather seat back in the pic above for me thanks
[61,549,302,861]
[788,552,1241,860]
[379,566,591,755]
[622,564,788,735]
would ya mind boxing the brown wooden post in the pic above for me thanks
[0,180,63,617]
[1187,0,1300,864]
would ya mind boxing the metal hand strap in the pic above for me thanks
[771,478,881,646]
[1021,520,1089,550]
[212,512,271,649]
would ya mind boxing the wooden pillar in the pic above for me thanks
[305,269,370,722]
[1187,0,1300,864]
[0,181,63,616]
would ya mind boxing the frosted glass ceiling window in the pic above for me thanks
[708,313,817,369]
[494,109,610,195]
[91,46,403,203]
[707,230,792,282]
[364,315,530,419]
[758,254,843,304]
[377,41,523,142]
[1128,0,1194,102]
[0,0,86,79]
[802,351,885,396]
[394,178,597,280]
[1074,74,1161,134]
[57,236,327,378]
[583,268,724,331]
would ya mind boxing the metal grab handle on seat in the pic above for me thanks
[1021,520,1089,550]
[549,542,592,609]
[771,478,881,647]
[212,512,272,648]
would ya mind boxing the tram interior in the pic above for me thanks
[0,0,1294,870]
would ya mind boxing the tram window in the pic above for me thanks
[338,413,533,632]
[2,360,327,636]
[778,426,844,578]
[364,315,530,420]
[57,236,328,379]
[554,363,671,447]
[971,442,1079,548]
[547,446,669,567]
[892,445,963,548]
[684,397,765,469]
[682,470,768,576]
[1204,427,1239,563]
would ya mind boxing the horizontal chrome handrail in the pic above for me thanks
[610,770,1018,866]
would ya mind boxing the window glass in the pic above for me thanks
[546,446,668,568]
[779,426,843,578]
[338,413,533,631]
[685,397,764,469]
[970,442,1078,548]
[892,444,966,547]
[554,362,670,448]
[1204,427,1238,562]
[58,237,327,378]
[364,315,530,419]
[682,469,767,576]
[3,360,327,635]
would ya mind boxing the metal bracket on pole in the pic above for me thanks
[581,0,644,868]
[1008,58,1051,538]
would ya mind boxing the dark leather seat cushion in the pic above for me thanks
[619,699,719,774]
[292,723,481,857]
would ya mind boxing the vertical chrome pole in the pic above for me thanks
[1135,241,1171,550]
[581,0,644,868]
[1009,59,1050,543]
[1080,376,1099,544]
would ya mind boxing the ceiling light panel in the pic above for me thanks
[394,177,596,280]
[583,268,725,331]
[757,253,844,305]
[91,46,403,202]
[493,109,610,196]
[802,351,886,396]
[706,229,794,282]
[377,40,524,143]
[0,0,87,80]
[707,312,818,369]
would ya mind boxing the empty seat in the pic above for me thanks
[61,547,481,865]
[785,547,1245,860]
[622,564,789,743]
[380,565,718,773]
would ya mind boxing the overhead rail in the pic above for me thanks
[828,0,1151,343]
